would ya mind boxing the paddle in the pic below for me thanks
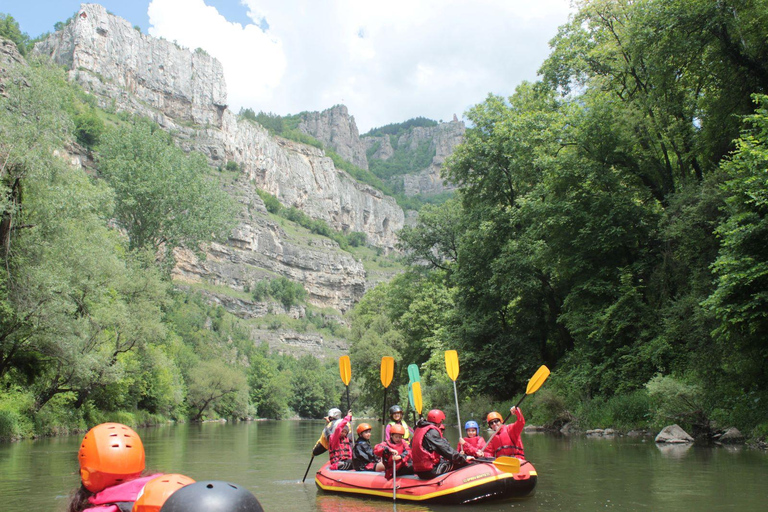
[339,355,351,412]
[476,456,521,474]
[380,356,395,441]
[445,350,462,441]
[407,363,421,426]
[392,452,397,505]
[484,365,550,454]
[412,381,423,418]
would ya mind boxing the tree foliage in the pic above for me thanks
[96,119,237,254]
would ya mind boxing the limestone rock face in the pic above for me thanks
[299,105,369,170]
[34,4,227,128]
[33,5,405,313]
[400,120,465,196]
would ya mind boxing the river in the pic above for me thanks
[1,421,766,511]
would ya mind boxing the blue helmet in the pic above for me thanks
[464,420,479,432]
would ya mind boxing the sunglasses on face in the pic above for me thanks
[489,419,501,425]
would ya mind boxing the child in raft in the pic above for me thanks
[352,423,384,471]
[384,404,413,443]
[484,406,526,459]
[328,409,354,470]
[67,422,162,512]
[457,420,487,457]
[374,424,413,479]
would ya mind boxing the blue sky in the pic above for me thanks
[2,1,574,132]
[6,1,252,37]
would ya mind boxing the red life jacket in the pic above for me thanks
[457,435,486,457]
[84,474,160,512]
[329,417,353,468]
[374,439,411,479]
[484,424,525,458]
[411,424,442,473]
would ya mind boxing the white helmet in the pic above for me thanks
[327,408,342,420]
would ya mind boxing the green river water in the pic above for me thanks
[1,421,767,511]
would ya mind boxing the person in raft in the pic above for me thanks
[484,406,526,459]
[353,423,384,471]
[384,404,413,443]
[328,409,354,470]
[158,480,264,512]
[374,423,413,479]
[412,409,473,479]
[132,474,195,512]
[311,408,344,457]
[68,422,161,512]
[457,420,487,457]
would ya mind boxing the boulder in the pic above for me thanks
[655,424,694,443]
[716,427,744,444]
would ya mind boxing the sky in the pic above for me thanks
[5,0,574,133]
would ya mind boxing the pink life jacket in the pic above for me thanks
[84,474,161,512]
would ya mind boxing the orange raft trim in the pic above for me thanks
[315,458,537,505]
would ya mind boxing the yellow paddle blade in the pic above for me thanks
[412,382,423,415]
[380,356,395,388]
[444,350,459,381]
[493,456,521,474]
[525,365,550,395]
[339,355,351,386]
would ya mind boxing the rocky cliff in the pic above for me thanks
[33,3,404,315]
[298,104,369,170]
[366,119,465,197]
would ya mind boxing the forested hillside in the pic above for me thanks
[0,34,345,440]
[346,0,768,442]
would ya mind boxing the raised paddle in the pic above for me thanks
[407,363,421,425]
[484,365,550,454]
[445,350,462,440]
[380,356,395,441]
[339,355,351,412]
[412,381,423,418]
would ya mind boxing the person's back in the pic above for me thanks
[68,423,158,512]
[412,410,472,480]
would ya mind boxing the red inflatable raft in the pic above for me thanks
[315,458,537,505]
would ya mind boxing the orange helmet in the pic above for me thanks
[390,424,405,436]
[356,423,372,435]
[132,474,195,512]
[486,412,504,426]
[78,423,145,492]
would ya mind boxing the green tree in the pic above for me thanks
[0,14,30,56]
[96,119,237,253]
[187,360,247,421]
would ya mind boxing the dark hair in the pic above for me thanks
[67,485,94,512]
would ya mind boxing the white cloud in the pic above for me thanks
[148,0,573,132]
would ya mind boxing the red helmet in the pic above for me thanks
[486,411,504,426]
[132,474,195,512]
[78,423,145,492]
[427,409,445,424]
[390,424,405,436]
[356,423,372,435]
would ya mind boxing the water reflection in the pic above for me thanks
[1,422,767,511]
[654,442,693,458]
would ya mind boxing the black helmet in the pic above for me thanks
[389,405,403,416]
[159,481,264,512]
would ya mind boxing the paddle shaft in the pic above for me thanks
[452,380,462,440]
[346,385,351,412]
[392,454,397,504]
[301,454,314,483]
[382,387,388,442]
